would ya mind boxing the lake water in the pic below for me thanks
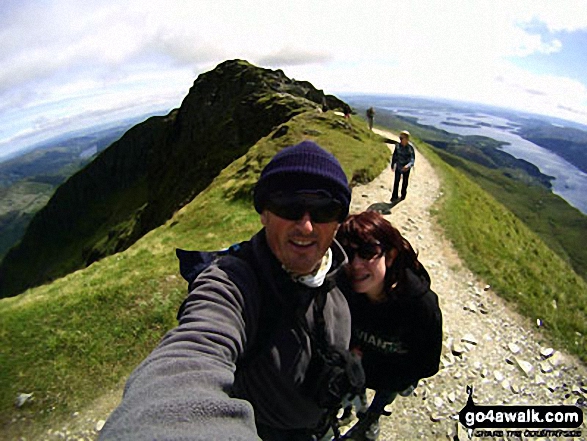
[383,107,587,214]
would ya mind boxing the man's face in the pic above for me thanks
[260,194,341,275]
[400,135,409,146]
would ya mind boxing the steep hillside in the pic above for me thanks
[517,124,587,174]
[0,123,135,261]
[0,60,347,298]
[0,109,389,439]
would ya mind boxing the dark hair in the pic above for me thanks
[336,211,421,298]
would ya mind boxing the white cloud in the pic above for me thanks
[258,48,333,67]
[2,0,587,159]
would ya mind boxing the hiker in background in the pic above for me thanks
[390,130,415,202]
[343,103,352,119]
[335,211,443,441]
[100,141,364,441]
[321,96,329,113]
[366,107,375,130]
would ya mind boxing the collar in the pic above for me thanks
[287,248,333,288]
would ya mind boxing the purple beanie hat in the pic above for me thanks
[253,140,350,219]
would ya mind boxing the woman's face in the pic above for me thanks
[345,242,395,302]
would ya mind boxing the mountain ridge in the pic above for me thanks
[0,60,348,298]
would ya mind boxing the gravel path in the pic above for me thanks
[339,129,587,440]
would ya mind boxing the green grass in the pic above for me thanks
[432,150,587,281]
[414,139,587,361]
[0,110,388,438]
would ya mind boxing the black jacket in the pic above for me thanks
[391,143,415,170]
[100,230,351,440]
[342,266,442,392]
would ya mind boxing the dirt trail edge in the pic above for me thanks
[341,129,586,440]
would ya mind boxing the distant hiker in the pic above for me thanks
[366,107,375,130]
[100,141,365,441]
[322,96,329,112]
[335,211,443,440]
[343,103,352,119]
[390,130,415,202]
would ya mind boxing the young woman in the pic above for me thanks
[335,211,443,440]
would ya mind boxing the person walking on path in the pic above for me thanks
[390,130,415,202]
[99,141,363,441]
[366,107,375,130]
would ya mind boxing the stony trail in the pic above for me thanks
[37,130,587,441]
[339,129,587,440]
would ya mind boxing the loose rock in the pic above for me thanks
[461,334,478,345]
[513,357,534,377]
[14,393,34,408]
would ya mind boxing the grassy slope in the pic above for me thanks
[434,150,587,280]
[0,110,389,438]
[413,137,587,359]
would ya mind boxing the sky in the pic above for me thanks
[1,0,587,160]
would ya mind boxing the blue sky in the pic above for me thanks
[1,0,587,160]
[510,28,587,85]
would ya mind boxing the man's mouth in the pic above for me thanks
[289,238,316,249]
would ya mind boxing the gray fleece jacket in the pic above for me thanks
[100,229,351,440]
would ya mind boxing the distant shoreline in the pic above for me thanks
[344,94,587,215]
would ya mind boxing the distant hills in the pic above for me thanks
[0,60,348,298]
[347,97,587,282]
[348,95,587,176]
[517,124,587,174]
[0,122,148,261]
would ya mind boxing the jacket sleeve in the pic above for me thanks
[99,262,261,441]
[391,146,398,168]
[406,145,415,169]
[401,290,442,388]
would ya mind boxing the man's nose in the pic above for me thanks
[295,212,314,232]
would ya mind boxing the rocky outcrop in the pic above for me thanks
[0,60,349,298]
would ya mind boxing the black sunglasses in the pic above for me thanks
[265,194,344,223]
[343,242,384,261]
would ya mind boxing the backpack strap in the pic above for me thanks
[175,243,250,320]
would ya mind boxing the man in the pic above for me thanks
[390,130,415,202]
[100,141,356,440]
[366,107,375,131]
